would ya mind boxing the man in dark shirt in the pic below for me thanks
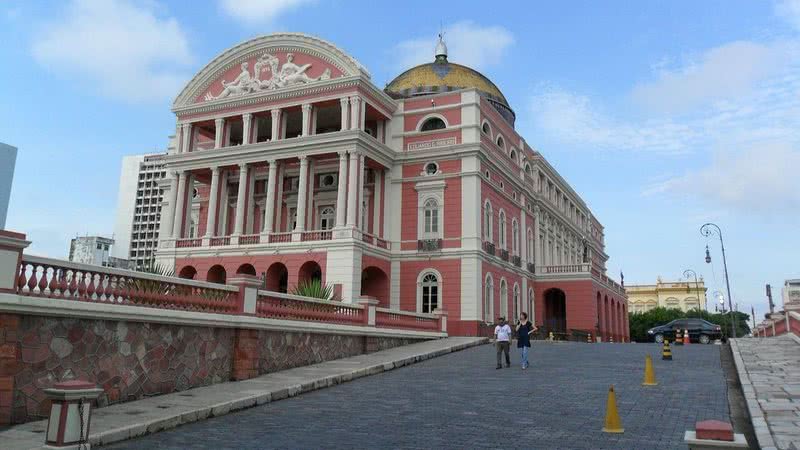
[515,312,537,369]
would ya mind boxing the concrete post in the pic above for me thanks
[228,275,262,315]
[0,230,30,293]
[357,297,379,326]
[43,380,103,449]
[433,308,449,334]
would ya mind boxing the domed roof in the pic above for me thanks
[385,35,515,126]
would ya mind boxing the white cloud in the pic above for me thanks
[643,143,800,213]
[392,21,514,71]
[529,86,699,154]
[219,0,313,25]
[31,0,191,103]
[631,41,789,114]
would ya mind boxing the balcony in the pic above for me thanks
[417,238,442,252]
[482,241,495,256]
[512,255,521,267]
[168,228,390,251]
[499,249,509,262]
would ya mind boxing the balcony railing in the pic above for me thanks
[375,308,440,332]
[361,232,390,249]
[483,241,495,255]
[256,291,364,326]
[209,236,231,246]
[499,249,509,262]
[269,232,292,243]
[418,238,443,252]
[176,238,202,248]
[540,263,591,274]
[239,234,260,245]
[302,230,332,241]
[512,255,522,267]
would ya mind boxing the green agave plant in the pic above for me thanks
[290,278,336,300]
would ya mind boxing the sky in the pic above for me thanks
[1,0,798,322]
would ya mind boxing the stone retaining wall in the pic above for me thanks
[0,312,430,424]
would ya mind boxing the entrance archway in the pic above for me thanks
[298,261,322,284]
[207,265,227,284]
[265,262,288,293]
[544,288,567,334]
[236,263,257,276]
[178,265,197,280]
[361,266,389,307]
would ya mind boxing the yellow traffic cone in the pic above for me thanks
[675,329,683,346]
[602,385,624,433]
[642,354,658,386]
[587,333,593,344]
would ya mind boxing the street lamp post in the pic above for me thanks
[701,223,736,339]
[683,269,701,310]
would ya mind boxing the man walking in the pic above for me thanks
[495,317,512,369]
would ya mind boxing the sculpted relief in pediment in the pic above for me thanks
[203,52,335,102]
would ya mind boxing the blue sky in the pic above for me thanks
[1,0,799,321]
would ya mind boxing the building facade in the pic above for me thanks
[113,153,167,269]
[154,33,628,339]
[783,279,800,310]
[68,236,130,268]
[626,277,707,313]
[0,142,17,230]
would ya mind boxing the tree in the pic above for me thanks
[629,307,750,342]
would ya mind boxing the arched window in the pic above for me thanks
[420,272,439,313]
[498,210,507,249]
[528,288,534,318]
[484,274,494,322]
[483,201,493,241]
[496,135,505,149]
[512,219,520,255]
[500,279,508,318]
[420,117,446,132]
[423,198,439,235]
[524,163,532,175]
[513,284,520,321]
[509,149,517,162]
[481,121,491,136]
[319,206,335,230]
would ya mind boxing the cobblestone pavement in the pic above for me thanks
[107,342,729,450]
[733,335,800,450]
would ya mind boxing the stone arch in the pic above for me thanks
[484,273,494,322]
[544,288,567,334]
[298,260,323,285]
[265,262,288,293]
[236,263,257,276]
[178,265,197,280]
[207,265,227,284]
[416,113,448,132]
[416,269,442,313]
[361,266,389,307]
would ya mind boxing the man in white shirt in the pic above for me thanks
[494,317,512,369]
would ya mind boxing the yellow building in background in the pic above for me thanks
[626,277,707,313]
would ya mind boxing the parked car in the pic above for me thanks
[647,318,722,344]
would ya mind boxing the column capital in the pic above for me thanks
[301,103,313,111]
[267,159,277,166]
[349,151,360,160]
[242,112,253,119]
[298,154,308,163]
[340,97,350,106]
[238,162,248,170]
[215,117,225,125]
[338,150,348,159]
[182,122,192,130]
[210,166,220,174]
[349,95,361,104]
[270,109,281,118]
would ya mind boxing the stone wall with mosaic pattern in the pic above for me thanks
[0,313,431,424]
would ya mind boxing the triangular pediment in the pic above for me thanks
[174,33,369,109]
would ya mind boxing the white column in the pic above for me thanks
[310,107,318,135]
[346,151,359,226]
[376,120,384,143]
[306,159,315,230]
[357,153,366,230]
[335,151,348,228]
[340,98,349,131]
[181,123,192,153]
[295,156,309,232]
[171,171,187,238]
[205,167,221,237]
[242,113,252,145]
[360,99,367,130]
[520,202,527,263]
[382,169,391,238]
[162,173,178,238]
[372,169,382,235]
[301,103,312,137]
[349,96,360,130]
[270,109,281,141]
[263,160,278,234]
[275,166,284,231]
[214,118,225,149]
[233,164,248,235]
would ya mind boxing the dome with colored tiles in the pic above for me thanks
[385,35,515,126]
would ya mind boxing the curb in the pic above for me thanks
[87,337,488,448]
[729,338,778,450]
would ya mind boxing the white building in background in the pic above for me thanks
[68,236,130,268]
[0,142,17,230]
[783,279,800,309]
[113,152,168,269]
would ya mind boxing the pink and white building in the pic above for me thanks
[154,33,628,340]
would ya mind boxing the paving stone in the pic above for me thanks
[106,342,729,450]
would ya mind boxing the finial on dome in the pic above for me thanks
[435,32,448,62]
